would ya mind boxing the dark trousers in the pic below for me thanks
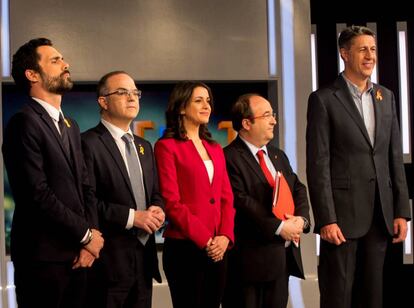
[14,260,87,308]
[318,202,389,308]
[86,244,152,308]
[163,238,227,308]
[222,248,289,308]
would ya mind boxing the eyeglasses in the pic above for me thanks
[102,89,142,99]
[250,112,276,121]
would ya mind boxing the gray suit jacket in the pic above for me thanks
[306,75,411,238]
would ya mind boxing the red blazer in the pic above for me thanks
[154,138,235,249]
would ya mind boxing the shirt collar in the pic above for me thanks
[239,135,268,157]
[101,118,133,141]
[32,97,62,122]
[342,72,373,97]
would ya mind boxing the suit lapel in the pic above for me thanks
[97,124,135,199]
[202,140,217,188]
[28,100,75,171]
[372,85,383,148]
[268,147,281,171]
[234,137,269,184]
[333,77,372,146]
[65,118,81,178]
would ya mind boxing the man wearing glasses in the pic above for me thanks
[222,94,310,308]
[81,71,165,308]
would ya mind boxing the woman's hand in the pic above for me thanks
[206,235,229,262]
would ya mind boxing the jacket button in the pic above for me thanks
[210,198,215,204]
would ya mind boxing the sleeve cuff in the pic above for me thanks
[301,216,310,229]
[126,209,135,229]
[81,229,92,245]
[275,221,284,235]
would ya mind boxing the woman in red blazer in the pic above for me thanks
[154,81,235,308]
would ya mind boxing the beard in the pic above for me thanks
[40,69,73,94]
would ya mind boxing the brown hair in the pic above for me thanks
[162,81,215,143]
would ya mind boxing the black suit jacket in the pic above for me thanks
[224,136,310,282]
[81,122,163,283]
[306,75,411,237]
[2,98,95,263]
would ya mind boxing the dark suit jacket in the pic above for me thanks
[2,98,95,263]
[306,75,411,237]
[224,136,310,282]
[81,122,163,283]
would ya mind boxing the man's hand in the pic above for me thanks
[284,214,306,246]
[133,207,164,234]
[73,248,95,269]
[392,218,408,243]
[284,214,305,230]
[320,223,346,245]
[148,205,165,226]
[84,229,104,258]
[280,215,303,242]
[206,235,229,262]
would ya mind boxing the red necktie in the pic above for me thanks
[257,150,275,187]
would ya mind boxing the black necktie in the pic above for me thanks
[58,113,71,156]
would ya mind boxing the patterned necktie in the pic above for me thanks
[257,149,275,187]
[58,113,71,158]
[122,133,149,245]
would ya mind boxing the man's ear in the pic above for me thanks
[25,69,39,83]
[180,110,185,115]
[241,118,251,131]
[98,97,108,111]
[339,48,348,63]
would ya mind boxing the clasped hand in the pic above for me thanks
[206,235,229,262]
[73,228,104,269]
[280,214,305,244]
[134,205,165,234]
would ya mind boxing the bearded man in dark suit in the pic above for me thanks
[3,38,104,308]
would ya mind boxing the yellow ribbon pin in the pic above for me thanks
[375,89,383,101]
[64,118,71,128]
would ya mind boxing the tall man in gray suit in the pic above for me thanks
[306,26,411,308]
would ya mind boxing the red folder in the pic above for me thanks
[272,172,294,220]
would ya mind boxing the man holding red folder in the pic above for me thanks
[222,94,310,308]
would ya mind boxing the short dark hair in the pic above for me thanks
[338,26,376,50]
[96,70,130,98]
[11,38,53,93]
[231,93,258,132]
[162,81,215,143]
